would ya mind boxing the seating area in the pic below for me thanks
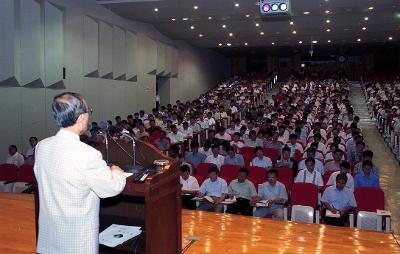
[0,164,34,193]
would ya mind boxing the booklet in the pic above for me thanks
[99,224,142,248]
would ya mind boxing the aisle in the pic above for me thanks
[349,82,400,233]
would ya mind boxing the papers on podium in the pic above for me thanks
[99,224,142,248]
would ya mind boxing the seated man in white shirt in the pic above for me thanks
[326,161,354,192]
[295,157,324,189]
[205,145,225,169]
[197,166,228,212]
[253,169,288,219]
[180,165,200,210]
[230,132,245,152]
[215,127,232,141]
[298,147,325,175]
[6,145,25,167]
[179,122,193,140]
[321,173,357,226]
[250,146,272,170]
[245,130,263,147]
[325,149,344,171]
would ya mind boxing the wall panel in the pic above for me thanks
[0,0,16,83]
[99,21,113,78]
[112,26,126,79]
[125,31,137,80]
[157,41,166,75]
[83,16,99,76]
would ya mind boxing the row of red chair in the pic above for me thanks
[0,163,35,188]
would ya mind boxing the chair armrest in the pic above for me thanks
[349,213,354,228]
[315,210,320,224]
[385,217,391,232]
[284,207,288,221]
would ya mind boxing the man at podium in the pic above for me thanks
[34,92,126,254]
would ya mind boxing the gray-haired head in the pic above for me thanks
[52,92,89,128]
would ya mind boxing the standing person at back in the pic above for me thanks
[34,92,126,254]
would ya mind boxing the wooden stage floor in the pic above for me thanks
[1,193,399,254]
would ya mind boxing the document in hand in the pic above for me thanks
[221,196,237,204]
[100,224,142,248]
[325,210,340,218]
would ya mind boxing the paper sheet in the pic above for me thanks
[99,224,142,248]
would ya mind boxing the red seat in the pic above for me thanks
[290,183,319,208]
[276,167,293,191]
[242,154,255,167]
[193,174,206,186]
[196,163,217,177]
[0,164,18,182]
[17,165,35,183]
[292,149,302,162]
[354,187,385,212]
[247,166,267,186]
[264,148,279,162]
[323,170,339,186]
[239,146,255,155]
[220,165,240,184]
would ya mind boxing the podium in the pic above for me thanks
[96,138,182,254]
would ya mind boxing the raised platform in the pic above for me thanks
[2,193,399,254]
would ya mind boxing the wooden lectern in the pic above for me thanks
[96,138,182,254]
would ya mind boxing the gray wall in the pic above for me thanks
[0,0,229,160]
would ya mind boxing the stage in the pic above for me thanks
[1,193,399,254]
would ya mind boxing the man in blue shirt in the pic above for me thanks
[250,146,272,169]
[184,141,206,170]
[197,166,228,212]
[321,173,357,226]
[354,160,380,188]
[223,146,245,167]
[353,150,379,175]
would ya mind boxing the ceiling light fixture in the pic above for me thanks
[326,19,330,23]
[328,39,331,43]
[290,21,294,25]
[303,11,310,15]
[260,31,264,35]
[193,5,198,10]
[229,32,234,37]
[362,27,366,31]
[326,28,331,32]
[245,14,250,18]
[368,6,374,10]
[190,26,195,30]
[154,8,158,12]
[222,24,226,28]
[171,18,176,21]
[312,40,318,44]
[182,17,188,21]
[292,30,297,34]
[271,42,275,45]
[218,43,223,46]
[235,3,239,7]
[198,34,203,37]
[325,10,330,14]
[244,42,248,46]
[208,16,212,20]
[227,43,231,46]
[364,17,369,21]
[357,38,362,42]
[298,40,303,44]
[255,23,260,27]
[388,36,393,40]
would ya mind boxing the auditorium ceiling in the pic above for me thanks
[98,0,400,48]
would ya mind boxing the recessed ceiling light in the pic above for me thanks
[222,24,227,28]
[312,40,318,44]
[198,34,203,37]
[245,14,250,18]
[255,23,260,27]
[328,39,331,43]
[326,28,331,32]
[235,3,239,7]
[208,16,212,20]
[244,42,248,46]
[218,43,223,46]
[364,17,369,21]
[182,17,188,21]
[190,26,195,30]
[229,32,234,37]
[227,43,231,46]
[292,30,297,34]
[171,18,176,21]
[388,36,393,40]
[290,21,294,25]
[154,8,158,12]
[368,6,374,10]
[298,40,303,44]
[362,27,366,31]
[325,10,330,14]
[357,38,362,42]
[303,11,310,15]
[193,5,198,10]
[326,19,330,23]
[260,31,264,35]
[271,42,275,45]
